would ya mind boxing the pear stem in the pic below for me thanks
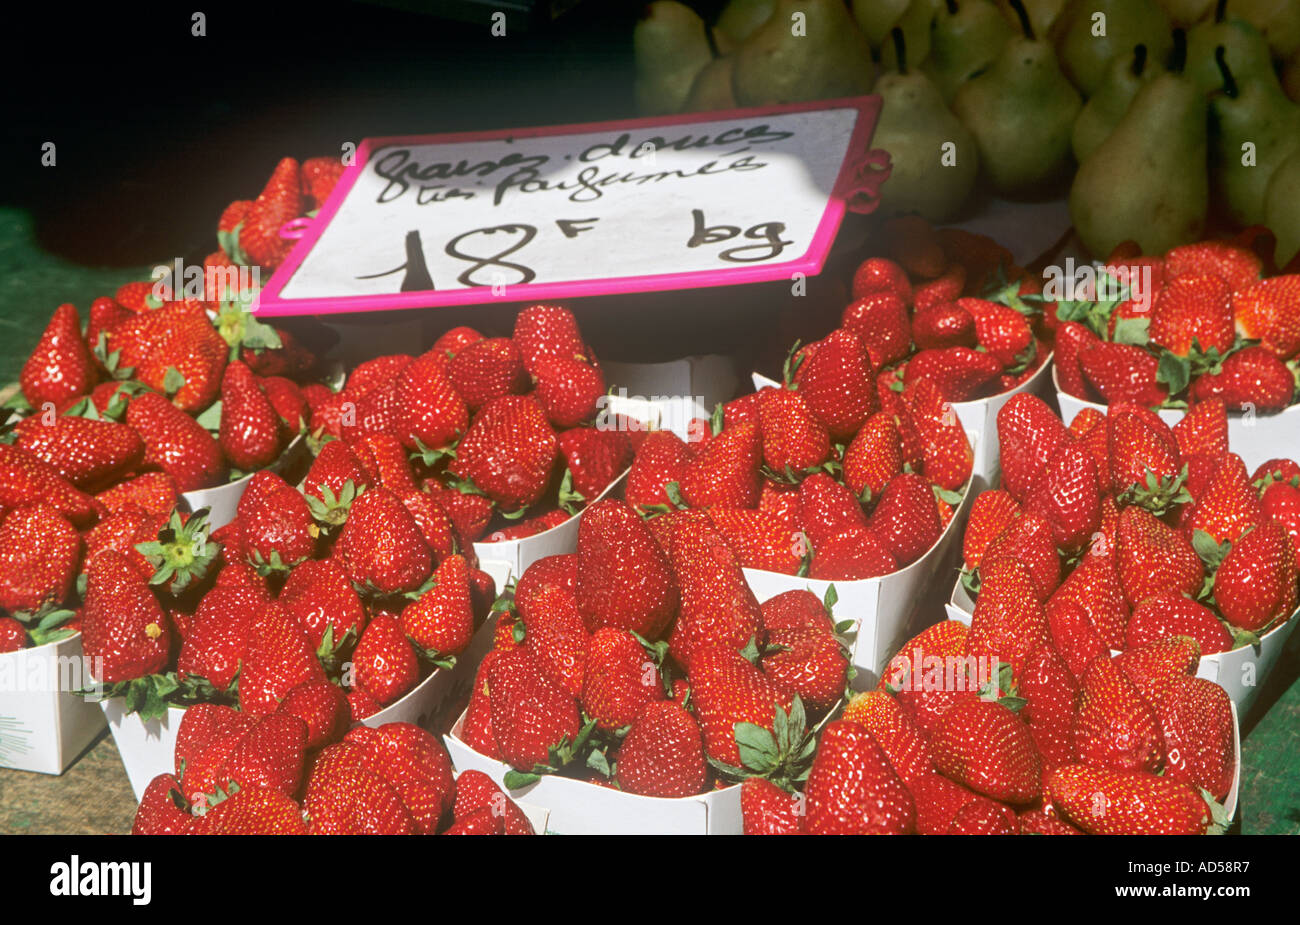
[1172,28,1188,73]
[1215,45,1238,98]
[1132,44,1148,77]
[1008,0,1035,40]
[1215,0,1227,25]
[891,26,908,75]
[945,0,958,15]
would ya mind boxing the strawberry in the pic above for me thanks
[275,679,349,750]
[741,777,804,834]
[1020,639,1078,773]
[512,304,588,376]
[451,768,535,834]
[132,775,196,835]
[400,554,475,661]
[1028,441,1099,555]
[302,743,416,835]
[1017,806,1081,835]
[278,558,367,653]
[1149,273,1234,356]
[995,394,1066,504]
[299,156,345,210]
[432,326,484,360]
[114,280,164,313]
[0,441,101,527]
[913,265,966,312]
[447,337,528,410]
[966,557,1048,683]
[238,602,327,714]
[449,395,556,512]
[1052,321,1099,399]
[842,412,902,502]
[349,432,418,495]
[236,471,316,571]
[625,430,692,512]
[1046,597,1110,685]
[574,498,677,638]
[911,772,1018,835]
[911,302,977,351]
[94,471,178,519]
[1187,453,1264,544]
[791,328,877,441]
[1047,551,1129,650]
[904,346,1001,401]
[688,644,792,768]
[193,785,308,835]
[533,355,605,428]
[904,376,974,490]
[1072,655,1165,773]
[1232,274,1300,359]
[236,157,303,269]
[879,620,973,738]
[125,390,225,491]
[302,439,368,507]
[850,257,911,302]
[204,712,308,800]
[668,512,763,668]
[959,297,1034,369]
[798,472,868,547]
[677,421,762,509]
[175,576,259,692]
[487,647,582,772]
[351,611,419,706]
[1261,479,1300,570]
[866,472,943,567]
[1252,457,1300,486]
[804,720,914,835]
[707,507,804,575]
[1108,408,1184,507]
[391,350,467,452]
[13,416,143,493]
[841,293,912,368]
[615,700,708,797]
[339,487,433,594]
[1157,675,1235,801]
[1045,764,1215,834]
[1164,239,1261,293]
[581,627,664,730]
[1190,345,1296,413]
[443,806,502,834]
[808,525,897,580]
[840,690,933,786]
[129,304,228,414]
[1079,341,1168,407]
[20,303,95,411]
[517,580,588,698]
[218,360,287,471]
[556,426,631,508]
[216,200,251,259]
[1125,593,1231,654]
[962,490,1021,570]
[1214,519,1298,631]
[758,389,830,475]
[82,550,172,683]
[761,625,848,713]
[0,618,26,652]
[0,504,80,615]
[343,723,456,834]
[1116,506,1205,607]
[258,376,307,431]
[1173,398,1229,460]
[932,699,1042,803]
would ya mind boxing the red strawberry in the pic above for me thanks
[841,293,912,368]
[302,743,416,835]
[129,303,227,414]
[176,570,264,692]
[392,350,468,451]
[688,644,792,768]
[866,472,943,567]
[1020,640,1078,773]
[236,471,316,571]
[668,512,762,668]
[343,723,456,834]
[840,690,933,786]
[0,504,80,615]
[911,771,1017,835]
[904,346,1001,401]
[625,430,692,512]
[512,304,588,376]
[193,785,307,835]
[556,426,631,507]
[352,612,419,707]
[449,395,556,512]
[962,490,1021,570]
[1125,593,1231,654]
[451,768,535,834]
[959,297,1034,369]
[21,303,95,411]
[1052,321,1099,399]
[1072,655,1165,773]
[1116,506,1204,607]
[791,328,877,441]
[1045,764,1214,835]
[517,580,588,698]
[904,376,974,490]
[1190,345,1296,413]
[1214,519,1297,631]
[842,412,902,502]
[804,720,914,834]
[0,441,102,527]
[1157,675,1235,801]
[1079,341,1167,407]
[1187,453,1264,544]
[758,389,830,474]
[302,439,368,507]
[1108,408,1183,505]
[258,376,307,431]
[913,265,966,312]
[339,487,433,594]
[237,158,303,269]
[132,775,196,835]
[218,361,287,471]
[741,777,804,834]
[911,302,977,351]
[1173,399,1229,460]
[94,471,178,518]
[879,620,974,738]
[581,627,664,730]
[1028,441,1100,554]
[300,156,345,210]
[995,394,1066,503]
[1164,239,1260,293]
[1150,273,1234,356]
[574,499,678,638]
[447,337,528,410]
[125,391,225,492]
[808,525,897,580]
[400,554,475,660]
[460,650,503,759]
[761,626,848,713]
[1017,806,1082,835]
[533,355,605,428]
[275,679,350,750]
[615,701,708,797]
[216,200,251,258]
[1232,274,1300,359]
[967,557,1048,683]
[82,550,172,683]
[850,257,911,302]
[487,647,582,772]
[1261,479,1300,570]
[798,472,868,547]
[13,416,143,493]
[278,558,367,652]
[239,602,328,714]
[1047,551,1129,651]
[677,421,762,509]
[933,699,1042,804]
[0,618,26,652]
[708,507,804,574]
[432,326,484,360]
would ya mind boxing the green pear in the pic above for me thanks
[714,0,776,53]
[951,0,1082,196]
[1186,0,1276,95]
[924,0,1013,102]
[1226,0,1300,59]
[1155,0,1218,26]
[1052,0,1172,97]
[1264,148,1300,267]
[634,1,715,115]
[683,56,739,111]
[852,0,914,47]
[733,0,875,105]
[1072,44,1161,163]
[1069,56,1209,256]
[1210,46,1300,225]
[873,29,980,220]
[1284,52,1300,103]
[879,0,940,71]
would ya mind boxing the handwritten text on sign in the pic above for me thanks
[271,104,869,308]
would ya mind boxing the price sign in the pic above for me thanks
[255,97,885,316]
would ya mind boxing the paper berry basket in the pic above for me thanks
[0,633,106,775]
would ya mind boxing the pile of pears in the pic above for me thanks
[634,0,1300,268]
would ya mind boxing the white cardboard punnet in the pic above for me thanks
[603,355,741,441]
[0,633,106,775]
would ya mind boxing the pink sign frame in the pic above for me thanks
[255,96,884,317]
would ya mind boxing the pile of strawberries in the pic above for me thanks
[844,215,1054,404]
[303,303,630,545]
[1055,236,1300,413]
[456,497,853,797]
[133,713,534,835]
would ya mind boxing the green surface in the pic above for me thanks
[0,207,1297,835]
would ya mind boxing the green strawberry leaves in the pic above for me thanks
[708,697,818,792]
[135,508,220,595]
[304,479,363,532]
[557,468,585,516]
